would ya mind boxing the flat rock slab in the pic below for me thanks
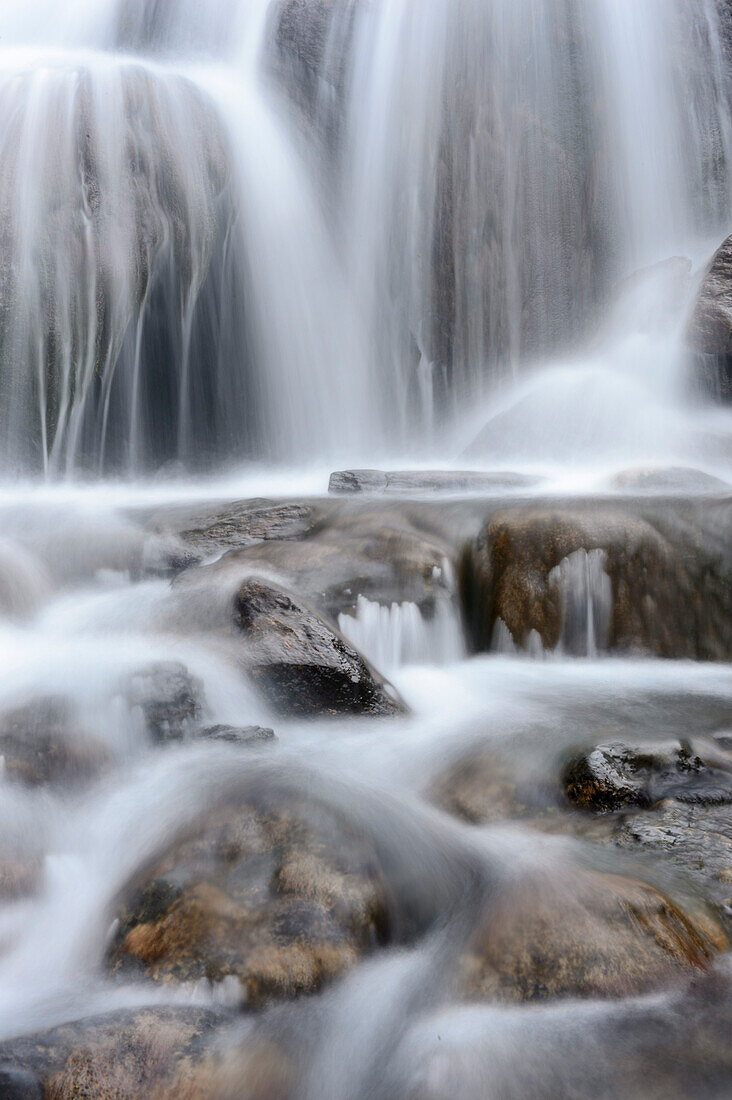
[328,470,539,494]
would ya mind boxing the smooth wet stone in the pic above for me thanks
[328,469,539,494]
[460,504,732,659]
[122,661,204,743]
[234,577,406,717]
[611,465,729,493]
[461,868,726,1004]
[109,790,390,1007]
[0,696,109,788]
[614,802,732,925]
[0,1006,228,1100]
[198,724,277,746]
[175,499,320,556]
[686,232,732,401]
[199,506,456,621]
[564,738,732,813]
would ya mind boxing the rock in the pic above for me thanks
[161,499,321,558]
[202,507,456,621]
[0,1067,42,1099]
[460,505,732,659]
[614,802,732,925]
[234,578,406,717]
[158,1038,295,1100]
[460,868,726,1004]
[328,470,539,494]
[122,662,204,743]
[0,697,109,787]
[430,753,540,824]
[0,1006,228,1100]
[610,466,729,493]
[198,725,277,746]
[564,738,732,813]
[109,789,390,1006]
[686,234,732,400]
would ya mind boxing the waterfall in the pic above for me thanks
[0,0,729,473]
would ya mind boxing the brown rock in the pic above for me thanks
[686,233,732,400]
[110,792,389,1006]
[461,869,726,1004]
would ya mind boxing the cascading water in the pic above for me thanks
[0,3,729,1098]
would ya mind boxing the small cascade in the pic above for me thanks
[549,549,613,658]
[492,549,612,659]
[338,595,465,671]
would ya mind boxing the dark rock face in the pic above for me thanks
[686,234,732,401]
[0,1006,228,1100]
[564,738,732,813]
[460,505,732,659]
[109,791,389,1007]
[234,578,405,717]
[460,869,724,1004]
[122,662,203,743]
[0,697,109,787]
[328,470,539,495]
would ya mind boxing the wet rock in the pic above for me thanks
[0,697,109,787]
[431,752,539,824]
[0,1066,42,1099]
[209,507,455,620]
[564,737,732,813]
[161,498,321,559]
[686,233,732,401]
[234,578,405,717]
[328,469,539,495]
[460,505,732,659]
[122,662,204,743]
[198,725,277,746]
[158,1038,295,1100]
[0,1006,228,1100]
[461,869,726,1004]
[614,802,732,924]
[109,790,390,1007]
[611,466,729,493]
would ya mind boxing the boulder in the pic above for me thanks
[204,507,456,621]
[610,466,729,493]
[0,697,109,787]
[109,789,390,1007]
[460,869,726,1004]
[233,578,406,717]
[0,1006,229,1100]
[154,498,321,560]
[121,662,204,744]
[686,234,732,400]
[564,737,732,813]
[460,505,732,659]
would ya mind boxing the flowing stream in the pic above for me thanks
[0,1,729,1097]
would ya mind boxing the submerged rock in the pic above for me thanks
[460,505,732,659]
[0,697,109,787]
[234,578,406,717]
[461,869,725,1004]
[564,737,732,812]
[686,233,732,401]
[198,725,277,747]
[610,466,729,493]
[109,790,390,1007]
[122,662,204,743]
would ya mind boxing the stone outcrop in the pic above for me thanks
[460,505,732,659]
[686,234,732,401]
[234,578,405,717]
